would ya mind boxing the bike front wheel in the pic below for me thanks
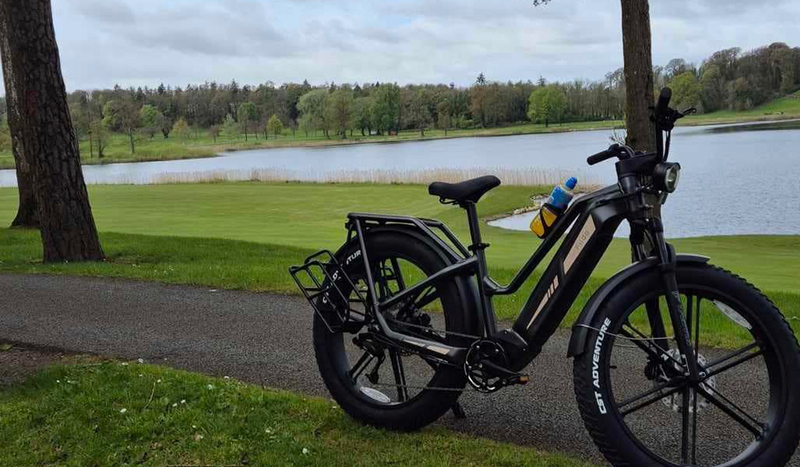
[573,263,800,467]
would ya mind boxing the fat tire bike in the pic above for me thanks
[290,88,800,467]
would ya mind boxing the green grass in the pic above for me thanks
[0,361,595,467]
[1,182,798,348]
[1,92,798,170]
[683,90,800,124]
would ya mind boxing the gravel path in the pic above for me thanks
[1,273,796,466]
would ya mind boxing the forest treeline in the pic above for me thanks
[2,41,800,155]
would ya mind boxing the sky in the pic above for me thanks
[13,0,800,90]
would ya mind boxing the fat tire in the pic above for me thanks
[313,230,477,431]
[573,264,800,467]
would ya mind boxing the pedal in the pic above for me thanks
[503,374,530,387]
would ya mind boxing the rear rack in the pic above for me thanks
[288,250,368,333]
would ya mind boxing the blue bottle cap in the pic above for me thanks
[565,177,578,189]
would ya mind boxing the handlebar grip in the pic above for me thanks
[587,147,614,166]
[656,87,672,115]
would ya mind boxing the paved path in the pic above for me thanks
[1,274,797,466]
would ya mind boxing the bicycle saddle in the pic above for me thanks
[428,175,501,203]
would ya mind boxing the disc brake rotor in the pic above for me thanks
[659,349,717,413]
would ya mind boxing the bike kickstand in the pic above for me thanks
[451,401,466,419]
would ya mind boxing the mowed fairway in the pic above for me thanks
[1,182,798,341]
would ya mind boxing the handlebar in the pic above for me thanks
[586,87,680,166]
[587,144,621,166]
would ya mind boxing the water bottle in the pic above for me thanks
[530,177,577,238]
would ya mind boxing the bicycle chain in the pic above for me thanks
[359,317,487,393]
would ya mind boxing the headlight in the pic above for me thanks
[653,162,681,193]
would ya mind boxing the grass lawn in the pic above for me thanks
[0,361,595,467]
[685,90,800,124]
[1,182,798,348]
[1,91,798,170]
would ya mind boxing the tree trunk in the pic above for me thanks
[88,130,93,158]
[0,12,38,228]
[620,0,656,152]
[0,0,103,262]
[128,128,135,154]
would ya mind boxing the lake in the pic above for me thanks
[1,121,798,238]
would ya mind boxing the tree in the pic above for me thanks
[89,119,108,158]
[237,101,256,141]
[209,124,221,143]
[297,89,328,137]
[172,117,189,141]
[104,99,141,154]
[665,58,690,80]
[437,100,452,136]
[527,85,566,127]
[0,19,36,227]
[0,0,103,261]
[222,114,238,140]
[700,64,726,112]
[325,89,353,139]
[266,114,283,139]
[409,89,432,136]
[670,71,701,110]
[139,104,164,139]
[370,84,399,136]
[0,116,9,152]
[350,96,373,136]
[619,0,656,152]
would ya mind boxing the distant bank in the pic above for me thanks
[0,98,799,171]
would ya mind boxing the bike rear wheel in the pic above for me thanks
[313,230,477,431]
[573,263,800,467]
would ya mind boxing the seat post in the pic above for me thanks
[462,202,484,249]
[462,201,498,337]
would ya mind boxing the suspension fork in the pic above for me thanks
[630,221,670,354]
[649,218,701,381]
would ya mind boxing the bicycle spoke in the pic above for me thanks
[390,258,406,290]
[705,345,764,379]
[621,324,684,369]
[691,296,700,465]
[681,387,690,464]
[618,377,685,416]
[349,351,374,381]
[415,286,440,310]
[620,383,685,417]
[696,386,763,437]
[376,260,392,301]
[691,385,699,464]
[389,349,409,402]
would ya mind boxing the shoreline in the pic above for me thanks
[0,114,798,171]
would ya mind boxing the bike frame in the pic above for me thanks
[343,91,701,382]
[347,182,642,371]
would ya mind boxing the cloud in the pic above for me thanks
[20,0,799,92]
[73,0,135,24]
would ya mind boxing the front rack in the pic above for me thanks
[288,250,368,333]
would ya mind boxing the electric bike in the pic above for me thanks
[290,88,800,467]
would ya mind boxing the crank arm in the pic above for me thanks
[479,360,530,386]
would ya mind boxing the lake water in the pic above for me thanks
[1,121,798,238]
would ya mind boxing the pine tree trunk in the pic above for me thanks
[0,10,38,228]
[620,0,656,152]
[0,0,103,262]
